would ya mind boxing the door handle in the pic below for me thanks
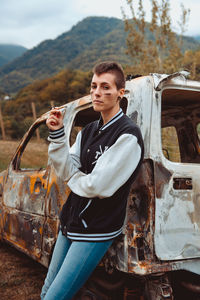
[173,177,192,190]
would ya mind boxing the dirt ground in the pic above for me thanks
[0,242,47,300]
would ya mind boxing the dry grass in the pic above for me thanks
[162,127,181,162]
[0,139,49,172]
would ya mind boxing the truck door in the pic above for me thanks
[153,86,200,261]
[2,121,49,259]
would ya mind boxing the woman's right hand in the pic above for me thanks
[46,108,64,131]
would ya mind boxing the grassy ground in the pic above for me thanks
[0,139,48,172]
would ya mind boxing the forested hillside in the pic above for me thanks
[1,69,92,139]
[194,36,200,42]
[0,17,126,94]
[0,44,27,68]
[0,13,200,140]
[0,16,199,94]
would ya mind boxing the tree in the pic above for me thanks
[122,0,190,74]
[1,69,92,139]
[183,50,200,80]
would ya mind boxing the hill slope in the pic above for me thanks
[0,17,125,94]
[0,16,199,94]
[194,35,200,42]
[0,44,27,67]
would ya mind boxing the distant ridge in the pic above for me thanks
[194,35,200,42]
[0,16,199,94]
[0,44,27,67]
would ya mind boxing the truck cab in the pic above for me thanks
[1,72,200,299]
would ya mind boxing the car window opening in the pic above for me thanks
[70,97,128,146]
[18,123,49,171]
[161,89,200,163]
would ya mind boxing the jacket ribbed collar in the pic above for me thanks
[97,108,124,131]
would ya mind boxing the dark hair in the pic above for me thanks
[93,61,125,90]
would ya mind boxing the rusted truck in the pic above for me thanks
[1,71,200,299]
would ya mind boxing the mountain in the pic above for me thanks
[0,17,127,94]
[0,16,199,94]
[0,44,27,68]
[194,35,200,42]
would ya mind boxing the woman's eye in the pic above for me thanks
[91,85,96,89]
[103,86,109,90]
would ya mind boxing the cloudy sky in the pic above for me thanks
[0,0,199,49]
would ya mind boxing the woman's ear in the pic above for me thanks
[119,88,125,98]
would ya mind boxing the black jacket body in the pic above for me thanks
[59,114,144,242]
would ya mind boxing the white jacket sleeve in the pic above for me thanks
[48,129,82,180]
[68,134,142,198]
[48,129,142,199]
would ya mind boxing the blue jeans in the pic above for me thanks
[41,231,113,300]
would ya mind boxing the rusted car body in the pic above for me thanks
[1,72,200,298]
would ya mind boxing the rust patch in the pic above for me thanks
[128,260,173,275]
[104,160,157,274]
[154,162,172,198]
[2,208,43,259]
[78,95,92,107]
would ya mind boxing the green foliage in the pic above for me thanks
[0,14,200,139]
[1,69,92,139]
[122,0,192,74]
[0,17,126,94]
[182,50,200,80]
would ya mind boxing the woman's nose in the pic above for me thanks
[94,86,101,96]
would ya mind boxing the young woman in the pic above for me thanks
[41,61,144,300]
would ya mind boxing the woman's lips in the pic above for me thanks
[93,100,103,104]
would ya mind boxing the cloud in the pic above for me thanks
[0,0,127,48]
[1,0,69,26]
[71,0,124,17]
[0,0,199,49]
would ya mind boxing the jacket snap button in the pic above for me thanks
[87,149,90,152]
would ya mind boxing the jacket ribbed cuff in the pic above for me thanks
[49,126,65,139]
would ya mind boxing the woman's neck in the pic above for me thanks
[101,106,120,125]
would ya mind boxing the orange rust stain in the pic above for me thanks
[4,234,30,254]
[35,186,40,193]
[0,176,3,185]
[65,186,71,198]
[130,239,136,247]
[43,180,47,189]
[129,260,173,275]
[128,261,151,274]
[39,226,42,235]
[138,261,149,268]
[127,222,134,230]
[29,173,47,194]
[30,176,37,194]
[78,95,92,106]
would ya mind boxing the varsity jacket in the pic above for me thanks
[48,109,144,241]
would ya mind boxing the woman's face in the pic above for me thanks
[90,72,124,114]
